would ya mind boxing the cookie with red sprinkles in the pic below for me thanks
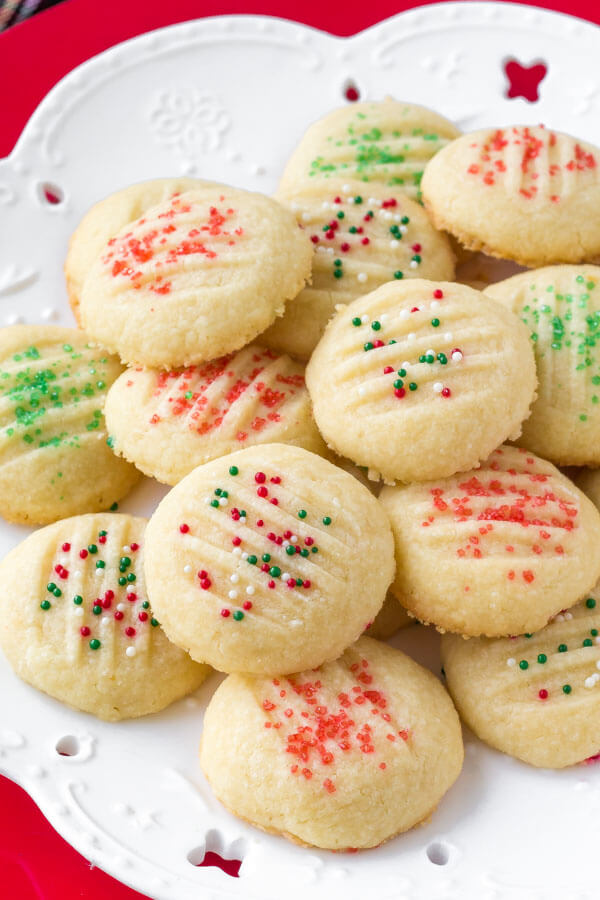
[261,179,454,360]
[104,344,326,484]
[79,183,313,368]
[144,443,395,674]
[305,279,536,483]
[422,125,600,266]
[380,445,600,637]
[442,589,600,767]
[199,636,463,849]
[0,514,209,720]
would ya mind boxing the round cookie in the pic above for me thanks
[79,184,313,368]
[65,177,205,323]
[380,445,600,637]
[0,325,140,525]
[261,180,455,359]
[422,125,600,266]
[0,514,209,720]
[278,99,461,202]
[104,344,327,485]
[441,590,600,767]
[199,635,463,849]
[144,444,395,674]
[305,280,536,483]
[366,592,412,640]
[486,265,600,466]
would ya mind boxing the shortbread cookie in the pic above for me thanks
[442,590,600,767]
[200,636,463,849]
[0,514,209,720]
[306,280,536,483]
[104,345,327,484]
[144,444,394,674]
[261,180,455,359]
[486,266,600,465]
[79,185,313,368]
[366,592,412,640]
[278,100,460,201]
[0,326,140,525]
[65,177,204,323]
[422,125,600,266]
[380,446,600,637]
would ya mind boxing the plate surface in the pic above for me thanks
[1,3,600,898]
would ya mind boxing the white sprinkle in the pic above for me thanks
[290,201,300,211]
[410,260,418,269]
[333,497,341,507]
[230,573,239,583]
[283,540,290,549]
[451,351,463,362]
[380,314,388,323]
[74,571,81,579]
[390,240,399,249]
[430,300,439,309]
[321,201,330,210]
[408,332,415,341]
[122,545,130,553]
[95,568,103,576]
[327,247,334,255]
[393,213,402,222]
[240,512,246,519]
[246,585,255,596]
[369,197,378,206]
[445,332,453,341]
[301,212,311,222]
[183,564,192,574]
[565,612,573,620]
[290,535,298,543]
[383,211,393,220]
[357,273,367,283]
[289,619,303,627]
[228,590,238,600]
[316,246,326,254]
[507,658,516,667]
[402,361,410,369]
[117,603,126,612]
[585,676,597,688]
[282,573,291,582]
[74,607,84,617]
[347,196,354,204]
[126,646,136,658]
[232,547,242,556]
[361,314,369,324]
[433,382,443,393]
[426,349,435,357]
[555,614,564,623]
[219,497,228,506]
[242,552,248,560]
[205,497,212,505]
[101,617,110,628]
[399,225,407,234]
[342,184,351,193]
[358,386,366,397]
[400,309,409,320]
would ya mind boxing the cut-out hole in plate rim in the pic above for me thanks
[426,841,450,866]
[37,182,64,205]
[55,735,79,757]
[343,78,360,102]
[503,57,547,102]
[187,847,241,878]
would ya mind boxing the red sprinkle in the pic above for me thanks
[383,366,394,374]
[243,601,253,611]
[61,542,71,552]
[257,486,268,498]
[433,289,444,299]
[179,523,190,534]
[138,611,148,622]
[255,472,266,484]
[127,592,137,602]
[221,609,230,618]
[232,536,242,546]
[441,387,451,398]
[539,689,548,700]
[80,626,91,637]
[114,611,124,621]
[125,626,136,637]
[130,543,139,552]
[79,549,88,559]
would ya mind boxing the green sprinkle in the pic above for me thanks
[210,499,220,508]
[537,653,547,664]
[118,576,127,586]
[352,317,361,327]
[269,566,281,578]
[93,604,102,615]
[47,582,56,593]
[437,353,447,364]
[393,271,404,280]
[591,629,598,637]
[562,684,572,694]
[52,586,62,597]
[261,554,271,563]
[233,610,244,621]
[214,488,222,496]
[354,196,363,204]
[333,269,343,279]
[62,344,73,352]
[40,600,51,611]
[311,547,318,554]
[336,211,345,219]
[322,516,332,526]
[127,573,136,583]
[298,509,307,519]
[151,618,160,627]
[398,368,407,377]
[110,502,118,511]
[296,578,303,586]
[364,342,374,351]
[334,259,342,267]
[142,601,150,609]
[409,382,418,391]
[96,381,105,390]
[425,354,434,364]
[519,660,529,670]
[120,556,131,568]
[300,548,309,558]
[247,555,258,565]
[371,321,381,331]
[89,639,101,650]
[583,638,593,647]
[525,634,533,639]
[431,318,440,327]
[229,465,239,476]
[88,544,98,554]
[393,379,404,389]
[558,643,568,652]
[401,216,409,225]
[286,545,296,556]
[73,595,83,605]
[96,560,105,569]
[586,597,596,608]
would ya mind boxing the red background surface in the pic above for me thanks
[1,0,600,896]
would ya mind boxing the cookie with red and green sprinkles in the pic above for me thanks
[0,514,209,720]
[380,445,600,637]
[278,99,460,202]
[65,176,206,325]
[305,279,536,484]
[261,179,454,360]
[104,344,327,485]
[79,183,313,368]
[144,443,395,675]
[0,325,140,525]
[486,266,600,465]
[422,125,600,266]
[442,590,600,767]
[199,636,463,849]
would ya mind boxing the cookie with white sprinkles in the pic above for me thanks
[0,514,209,720]
[200,636,463,849]
[0,325,140,524]
[261,179,455,360]
[305,280,537,483]
[144,444,395,674]
[442,590,600,767]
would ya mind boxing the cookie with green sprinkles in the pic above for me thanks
[261,179,454,360]
[305,279,536,483]
[278,99,460,202]
[144,443,395,675]
[104,343,327,484]
[486,265,600,465]
[0,514,209,720]
[442,589,600,767]
[0,325,140,525]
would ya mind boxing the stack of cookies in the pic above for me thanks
[2,99,600,852]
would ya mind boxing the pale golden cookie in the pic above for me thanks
[442,591,600,767]
[380,445,600,637]
[366,592,412,640]
[79,185,313,368]
[104,344,326,485]
[261,179,455,359]
[144,444,394,674]
[199,636,463,849]
[422,125,600,266]
[278,99,460,201]
[0,326,139,525]
[305,280,536,483]
[0,514,209,720]
[486,265,600,465]
[65,177,205,323]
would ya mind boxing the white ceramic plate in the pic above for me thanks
[1,4,600,898]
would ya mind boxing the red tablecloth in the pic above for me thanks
[2,0,600,896]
